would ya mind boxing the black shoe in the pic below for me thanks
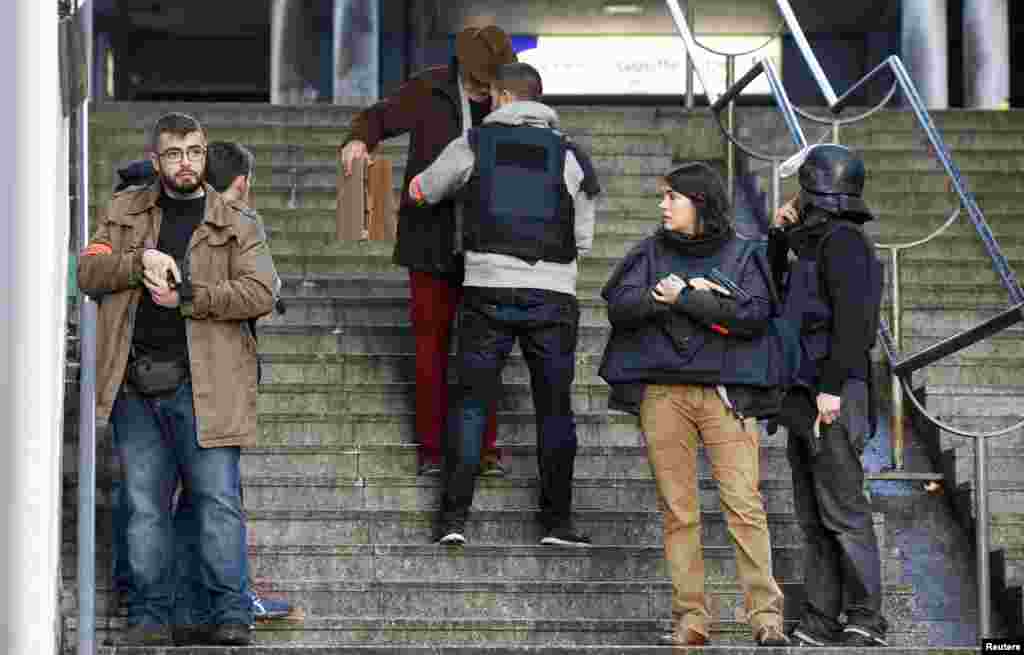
[540,528,591,547]
[121,624,173,646]
[207,623,253,646]
[172,624,209,646]
[840,626,888,647]
[790,626,836,647]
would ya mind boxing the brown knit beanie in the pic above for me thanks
[455,26,517,84]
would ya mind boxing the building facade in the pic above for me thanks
[93,0,1019,108]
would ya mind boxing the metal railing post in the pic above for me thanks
[889,248,905,471]
[76,2,96,654]
[976,434,991,637]
[769,159,780,224]
[685,0,695,109]
[725,55,736,202]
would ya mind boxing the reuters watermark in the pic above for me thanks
[984,639,1024,652]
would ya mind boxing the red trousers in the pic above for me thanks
[409,271,499,465]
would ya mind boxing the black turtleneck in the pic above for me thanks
[469,98,490,127]
[131,191,206,362]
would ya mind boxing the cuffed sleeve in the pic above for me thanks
[416,136,476,204]
[189,221,277,321]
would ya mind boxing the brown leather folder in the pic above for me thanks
[336,154,396,241]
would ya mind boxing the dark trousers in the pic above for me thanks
[779,383,888,638]
[409,270,499,466]
[440,287,579,530]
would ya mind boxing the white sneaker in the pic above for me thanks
[438,531,466,545]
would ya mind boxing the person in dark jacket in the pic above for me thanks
[599,163,788,647]
[340,26,517,476]
[769,144,888,647]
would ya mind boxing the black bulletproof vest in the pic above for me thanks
[463,124,576,264]
[781,220,881,388]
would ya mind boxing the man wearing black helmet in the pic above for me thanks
[769,144,888,647]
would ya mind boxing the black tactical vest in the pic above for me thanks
[462,124,576,264]
[781,221,882,388]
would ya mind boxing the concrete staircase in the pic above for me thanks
[57,102,1024,651]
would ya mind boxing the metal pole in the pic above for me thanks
[664,0,715,103]
[1,2,65,653]
[889,249,905,471]
[774,0,838,106]
[976,433,991,637]
[726,54,735,202]
[75,1,96,654]
[832,120,840,144]
[685,1,695,109]
[770,159,780,227]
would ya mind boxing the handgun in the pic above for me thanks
[707,268,751,302]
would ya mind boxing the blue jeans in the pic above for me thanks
[110,380,251,627]
[440,287,579,530]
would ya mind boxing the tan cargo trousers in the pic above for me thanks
[640,383,784,638]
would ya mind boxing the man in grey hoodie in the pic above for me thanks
[409,62,598,547]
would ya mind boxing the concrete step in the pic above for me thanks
[256,381,614,415]
[861,149,1024,172]
[67,542,806,586]
[238,443,792,482]
[256,410,652,449]
[67,579,915,625]
[241,476,797,515]
[955,481,1024,516]
[949,447,1024,486]
[80,643,981,655]
[923,385,1024,418]
[992,514,1024,556]
[63,507,803,552]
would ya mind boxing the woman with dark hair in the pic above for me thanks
[599,162,788,647]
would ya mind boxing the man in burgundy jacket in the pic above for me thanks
[341,26,516,475]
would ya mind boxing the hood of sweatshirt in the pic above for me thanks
[483,101,561,131]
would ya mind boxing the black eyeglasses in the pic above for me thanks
[158,146,206,164]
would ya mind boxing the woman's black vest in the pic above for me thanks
[461,124,576,263]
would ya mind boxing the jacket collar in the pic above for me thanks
[118,182,232,228]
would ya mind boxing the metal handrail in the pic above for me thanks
[671,0,785,199]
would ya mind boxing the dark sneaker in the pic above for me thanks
[540,528,591,547]
[840,626,888,647]
[478,460,507,477]
[121,624,173,646]
[756,624,791,647]
[207,623,252,646]
[172,624,209,646]
[790,626,835,647]
[418,461,442,476]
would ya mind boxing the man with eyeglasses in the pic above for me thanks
[78,112,278,646]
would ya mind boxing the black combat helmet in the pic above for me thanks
[796,144,874,222]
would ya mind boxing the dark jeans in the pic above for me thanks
[110,381,252,627]
[779,382,888,638]
[440,287,579,531]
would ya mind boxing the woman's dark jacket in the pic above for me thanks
[599,228,784,416]
[344,65,470,277]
